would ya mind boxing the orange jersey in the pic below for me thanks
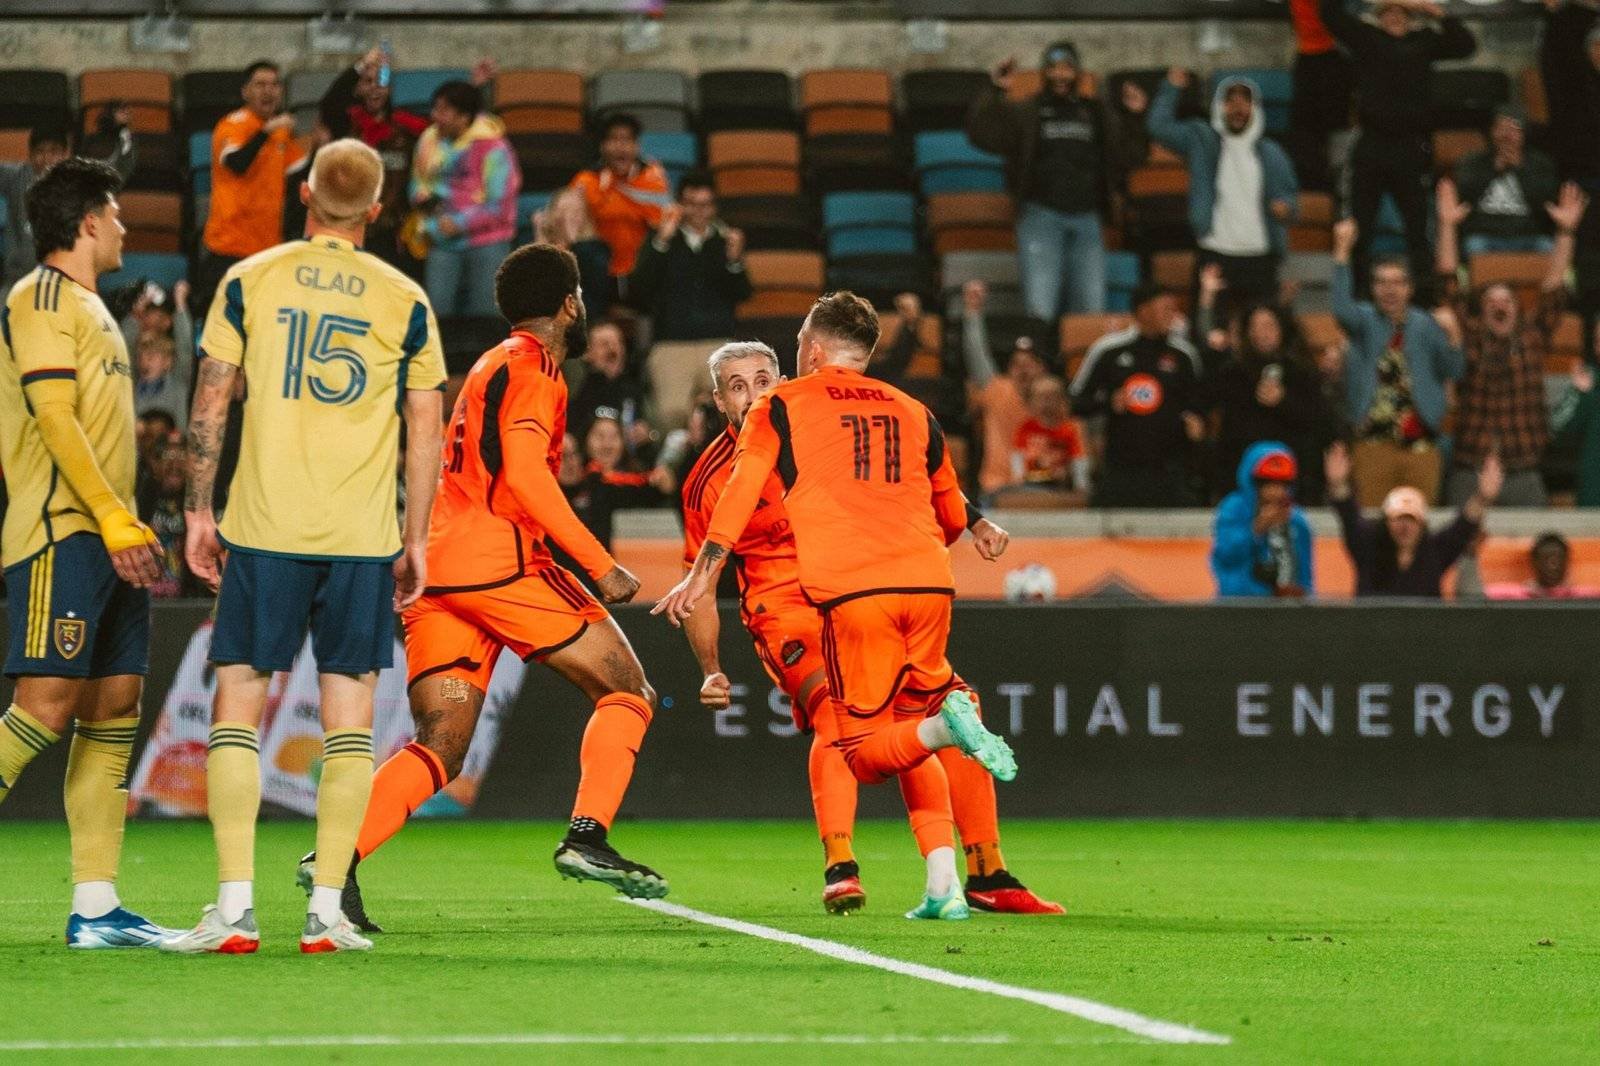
[681,426,804,618]
[203,109,307,258]
[569,164,671,276]
[704,365,976,608]
[427,331,614,591]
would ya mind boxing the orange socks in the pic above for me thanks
[807,687,858,867]
[897,755,955,857]
[355,742,446,861]
[836,712,932,785]
[571,692,652,828]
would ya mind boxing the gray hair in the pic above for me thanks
[707,341,780,390]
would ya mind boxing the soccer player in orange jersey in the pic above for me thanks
[299,244,667,928]
[678,340,1062,916]
[658,293,1022,920]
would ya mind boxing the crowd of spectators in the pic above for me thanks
[10,4,1600,600]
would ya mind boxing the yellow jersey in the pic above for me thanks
[0,267,137,566]
[200,234,446,561]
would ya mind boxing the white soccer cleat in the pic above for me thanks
[300,912,373,954]
[159,905,260,954]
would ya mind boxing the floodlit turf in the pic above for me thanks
[1,819,1596,1064]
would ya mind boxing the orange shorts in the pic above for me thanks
[745,604,828,729]
[820,592,958,718]
[402,564,608,691]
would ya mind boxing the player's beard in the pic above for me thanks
[562,304,589,361]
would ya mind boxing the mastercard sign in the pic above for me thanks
[1122,374,1164,416]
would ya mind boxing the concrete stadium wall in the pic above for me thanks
[0,10,1541,82]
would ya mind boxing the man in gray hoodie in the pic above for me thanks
[1148,69,1299,314]
[1,120,136,291]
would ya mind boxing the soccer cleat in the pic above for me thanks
[300,912,373,954]
[66,906,179,949]
[905,890,970,921]
[158,906,259,954]
[823,861,866,915]
[297,851,381,934]
[940,689,1017,782]
[553,836,669,900]
[965,870,1065,915]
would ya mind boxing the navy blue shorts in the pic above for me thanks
[4,532,150,679]
[210,547,395,675]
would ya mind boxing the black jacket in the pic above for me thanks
[1070,326,1203,469]
[1320,0,1476,137]
[629,227,753,342]
[1332,494,1479,597]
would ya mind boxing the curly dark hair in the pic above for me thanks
[24,156,122,261]
[494,243,580,323]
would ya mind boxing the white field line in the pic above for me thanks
[623,897,1231,1047]
[0,1033,1145,1051]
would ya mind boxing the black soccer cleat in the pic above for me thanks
[296,850,383,933]
[553,836,669,900]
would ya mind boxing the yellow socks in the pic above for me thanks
[207,723,261,884]
[312,729,374,901]
[65,716,139,886]
[0,704,59,805]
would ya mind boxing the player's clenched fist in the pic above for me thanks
[699,672,732,709]
[971,518,1010,562]
[596,564,641,604]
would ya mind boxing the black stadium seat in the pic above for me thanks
[805,134,908,194]
[902,69,989,133]
[510,132,591,191]
[697,70,795,132]
[717,195,818,251]
[181,70,248,135]
[1431,68,1510,132]
[0,69,71,132]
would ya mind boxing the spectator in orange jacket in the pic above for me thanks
[568,113,671,297]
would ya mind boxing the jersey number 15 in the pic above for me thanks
[277,308,370,406]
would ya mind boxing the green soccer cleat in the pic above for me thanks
[905,890,971,921]
[940,689,1017,782]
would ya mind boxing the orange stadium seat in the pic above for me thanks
[1468,251,1548,314]
[1290,191,1335,252]
[1433,129,1487,176]
[708,130,801,197]
[926,191,1015,256]
[80,68,173,135]
[1060,313,1132,377]
[1521,66,1549,127]
[800,69,894,137]
[0,129,27,164]
[494,70,586,135]
[1299,311,1346,353]
[1547,312,1585,373]
[738,250,825,320]
[117,190,183,253]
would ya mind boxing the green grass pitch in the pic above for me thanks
[1,818,1596,1064]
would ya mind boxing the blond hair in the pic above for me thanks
[306,139,383,228]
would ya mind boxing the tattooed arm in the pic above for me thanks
[184,356,238,591]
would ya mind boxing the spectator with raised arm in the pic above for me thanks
[1436,182,1587,507]
[568,113,672,299]
[1320,0,1477,296]
[1326,442,1501,598]
[1331,217,1464,507]
[1070,284,1206,507]
[966,42,1141,318]
[960,282,1052,497]
[1211,442,1313,598]
[1288,0,1356,192]
[408,80,521,320]
[1438,108,1562,260]
[1148,68,1298,312]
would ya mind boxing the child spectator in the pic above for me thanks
[123,281,194,429]
[135,432,197,598]
[566,411,675,553]
[1011,377,1089,495]
[1484,532,1600,600]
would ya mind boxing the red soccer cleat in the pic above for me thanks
[965,871,1065,915]
[823,861,866,915]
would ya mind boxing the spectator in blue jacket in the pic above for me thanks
[1212,441,1314,598]
[1148,68,1298,313]
[1331,216,1464,508]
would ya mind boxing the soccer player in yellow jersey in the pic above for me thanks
[0,158,173,947]
[163,140,446,955]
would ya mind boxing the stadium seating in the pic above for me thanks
[800,69,894,137]
[1521,66,1549,127]
[1468,251,1549,314]
[0,129,27,164]
[912,131,1005,195]
[492,69,586,135]
[1282,251,1335,314]
[1104,251,1141,313]
[0,69,71,131]
[119,191,184,253]
[822,191,917,258]
[827,253,930,308]
[514,190,553,245]
[510,132,591,192]
[1290,191,1335,252]
[707,130,801,197]
[1433,129,1487,177]
[640,130,699,191]
[719,194,816,250]
[390,68,470,114]
[940,249,1023,316]
[99,251,186,294]
[1150,249,1195,306]
[287,69,339,130]
[925,191,1015,257]
[179,70,245,134]
[806,133,906,193]
[1298,310,1345,352]
[80,69,173,136]
[696,70,795,132]
[589,70,692,133]
[1430,68,1510,132]
[902,69,988,132]
[739,249,824,318]
[1060,313,1131,374]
